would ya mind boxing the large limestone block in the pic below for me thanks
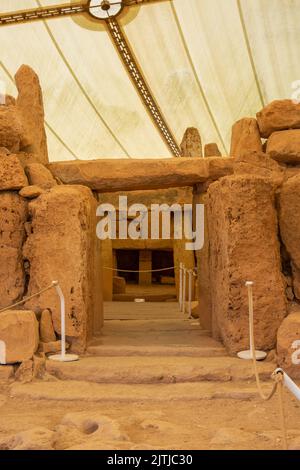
[257,100,300,138]
[193,189,211,330]
[0,192,27,309]
[180,128,202,157]
[277,312,300,379]
[0,105,28,152]
[15,65,48,164]
[25,163,56,189]
[230,118,262,157]
[0,311,39,364]
[234,151,285,184]
[0,153,28,190]
[204,143,221,157]
[267,130,300,164]
[23,185,103,352]
[279,175,300,299]
[207,176,287,353]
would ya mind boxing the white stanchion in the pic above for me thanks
[188,269,192,319]
[182,267,186,314]
[49,281,79,363]
[275,368,300,401]
[179,262,183,311]
[237,281,267,361]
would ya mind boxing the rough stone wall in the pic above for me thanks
[0,192,27,309]
[23,185,102,352]
[207,175,287,353]
[193,188,211,330]
[279,175,300,300]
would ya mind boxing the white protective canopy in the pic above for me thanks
[0,0,299,161]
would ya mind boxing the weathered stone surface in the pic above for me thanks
[15,65,49,164]
[0,365,14,381]
[0,153,28,190]
[0,311,39,364]
[0,427,55,450]
[0,147,9,155]
[180,128,202,157]
[257,100,300,138]
[40,309,56,343]
[234,151,285,184]
[204,143,221,157]
[23,185,102,352]
[25,163,57,189]
[19,185,45,199]
[15,359,34,383]
[39,340,69,354]
[193,190,211,330]
[267,130,300,164]
[207,175,287,353]
[230,118,262,157]
[279,175,300,299]
[49,158,211,192]
[0,192,27,309]
[101,239,113,302]
[277,312,300,379]
[113,276,126,295]
[0,105,28,152]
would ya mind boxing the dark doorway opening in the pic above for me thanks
[152,250,174,284]
[116,249,139,284]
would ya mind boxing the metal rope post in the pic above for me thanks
[188,269,192,319]
[182,266,186,314]
[179,262,183,311]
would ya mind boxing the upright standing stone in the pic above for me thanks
[204,143,221,158]
[139,250,152,285]
[207,175,286,353]
[279,175,300,300]
[193,186,212,330]
[230,118,262,157]
[23,185,102,352]
[0,193,27,309]
[15,65,49,165]
[180,128,202,158]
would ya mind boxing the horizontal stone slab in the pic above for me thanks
[48,157,234,192]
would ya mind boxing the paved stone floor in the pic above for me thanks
[0,301,300,450]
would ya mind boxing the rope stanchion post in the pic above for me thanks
[49,281,79,363]
[182,266,186,314]
[179,262,183,311]
[188,269,192,319]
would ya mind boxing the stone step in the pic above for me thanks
[10,380,264,403]
[86,345,226,357]
[45,356,275,385]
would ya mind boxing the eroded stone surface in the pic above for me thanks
[279,175,300,299]
[180,128,202,157]
[15,65,48,164]
[23,185,102,352]
[257,100,300,138]
[25,163,56,189]
[0,153,28,190]
[204,143,221,157]
[207,175,287,352]
[0,192,27,309]
[40,309,56,343]
[230,118,262,157]
[0,105,28,152]
[267,130,300,164]
[234,151,285,185]
[19,185,45,199]
[0,311,39,364]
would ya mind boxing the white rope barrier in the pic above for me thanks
[103,266,178,273]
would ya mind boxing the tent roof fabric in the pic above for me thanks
[0,0,298,162]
